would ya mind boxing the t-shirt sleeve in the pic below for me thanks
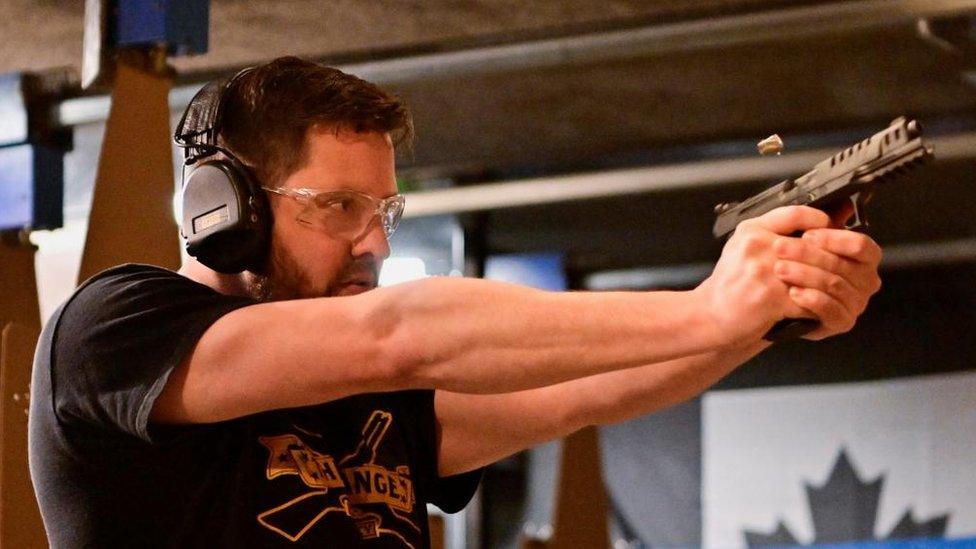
[49,265,255,443]
[405,390,483,513]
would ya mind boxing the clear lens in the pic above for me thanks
[293,189,404,239]
[381,195,406,237]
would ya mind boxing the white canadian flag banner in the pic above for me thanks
[702,371,976,549]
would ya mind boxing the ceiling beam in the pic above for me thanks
[402,131,976,218]
[345,0,976,84]
[53,0,976,128]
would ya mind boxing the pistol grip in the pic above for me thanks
[764,318,819,342]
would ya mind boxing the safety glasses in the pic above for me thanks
[262,186,405,239]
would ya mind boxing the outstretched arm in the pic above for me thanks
[152,278,724,423]
[152,206,840,425]
[434,222,882,476]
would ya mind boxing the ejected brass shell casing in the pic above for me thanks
[757,134,784,155]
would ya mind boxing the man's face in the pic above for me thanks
[248,128,397,301]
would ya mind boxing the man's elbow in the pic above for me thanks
[368,323,440,392]
[358,287,437,392]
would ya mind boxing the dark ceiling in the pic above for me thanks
[1,0,816,75]
[3,0,976,275]
[6,0,974,173]
[394,25,976,174]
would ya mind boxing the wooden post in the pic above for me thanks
[428,514,444,549]
[0,232,41,329]
[78,49,181,283]
[0,233,46,547]
[0,323,45,548]
[523,426,611,549]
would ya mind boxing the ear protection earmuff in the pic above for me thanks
[174,68,271,274]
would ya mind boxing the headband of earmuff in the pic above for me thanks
[175,67,254,164]
[174,67,271,274]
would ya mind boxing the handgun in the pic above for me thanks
[712,117,934,342]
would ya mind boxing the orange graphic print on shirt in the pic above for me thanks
[256,410,420,546]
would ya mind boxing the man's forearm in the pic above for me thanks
[370,276,731,395]
[564,339,769,428]
[434,339,769,476]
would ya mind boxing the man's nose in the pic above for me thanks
[351,217,391,260]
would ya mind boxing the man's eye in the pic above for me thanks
[326,199,353,212]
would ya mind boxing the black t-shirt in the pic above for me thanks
[28,264,480,548]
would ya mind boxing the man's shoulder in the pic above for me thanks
[50,263,250,356]
[60,264,215,318]
[74,263,195,299]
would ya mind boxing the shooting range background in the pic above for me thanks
[3,1,976,548]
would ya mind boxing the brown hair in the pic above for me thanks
[219,56,413,186]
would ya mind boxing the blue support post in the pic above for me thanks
[116,0,209,55]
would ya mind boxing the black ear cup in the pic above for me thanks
[181,158,270,273]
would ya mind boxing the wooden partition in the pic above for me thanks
[0,233,41,328]
[0,234,45,547]
[550,427,611,549]
[0,323,45,548]
[521,426,611,549]
[428,514,445,549]
[78,51,181,283]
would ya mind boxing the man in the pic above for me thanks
[28,57,881,548]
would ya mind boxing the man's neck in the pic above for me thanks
[178,260,250,298]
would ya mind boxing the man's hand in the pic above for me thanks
[772,222,882,340]
[435,205,883,476]
[695,205,881,345]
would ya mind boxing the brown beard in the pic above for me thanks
[244,239,313,302]
[244,239,379,302]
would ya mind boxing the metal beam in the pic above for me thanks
[53,0,976,128]
[584,237,976,290]
[402,131,976,218]
[585,263,715,291]
[346,0,976,84]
